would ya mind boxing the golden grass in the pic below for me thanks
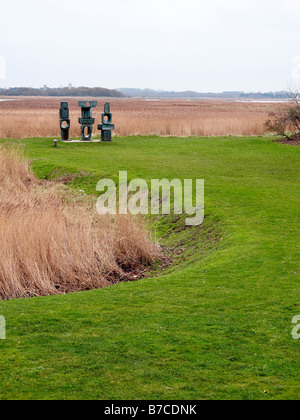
[0,97,277,138]
[0,145,160,300]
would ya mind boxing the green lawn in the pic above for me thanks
[0,136,299,400]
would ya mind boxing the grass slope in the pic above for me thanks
[0,136,299,400]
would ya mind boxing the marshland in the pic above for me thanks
[0,97,278,139]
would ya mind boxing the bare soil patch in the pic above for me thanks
[279,136,300,147]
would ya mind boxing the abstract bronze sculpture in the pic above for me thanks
[98,102,115,142]
[59,102,70,141]
[58,101,114,142]
[78,101,97,141]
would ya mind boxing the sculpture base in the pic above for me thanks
[58,139,101,143]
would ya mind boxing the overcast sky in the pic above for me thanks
[0,0,300,92]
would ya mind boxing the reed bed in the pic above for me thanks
[0,145,160,300]
[0,97,276,138]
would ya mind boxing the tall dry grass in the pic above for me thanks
[0,145,160,300]
[0,97,276,138]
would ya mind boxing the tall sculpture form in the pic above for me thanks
[78,101,97,141]
[59,102,70,141]
[98,103,115,142]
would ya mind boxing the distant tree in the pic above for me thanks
[0,86,124,98]
[265,89,300,140]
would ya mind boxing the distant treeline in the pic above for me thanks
[0,86,289,100]
[239,91,288,99]
[118,88,289,100]
[0,86,124,98]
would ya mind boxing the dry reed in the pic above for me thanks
[0,145,160,300]
[0,97,277,139]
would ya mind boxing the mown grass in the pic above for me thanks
[0,136,299,400]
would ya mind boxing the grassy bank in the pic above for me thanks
[0,136,299,400]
